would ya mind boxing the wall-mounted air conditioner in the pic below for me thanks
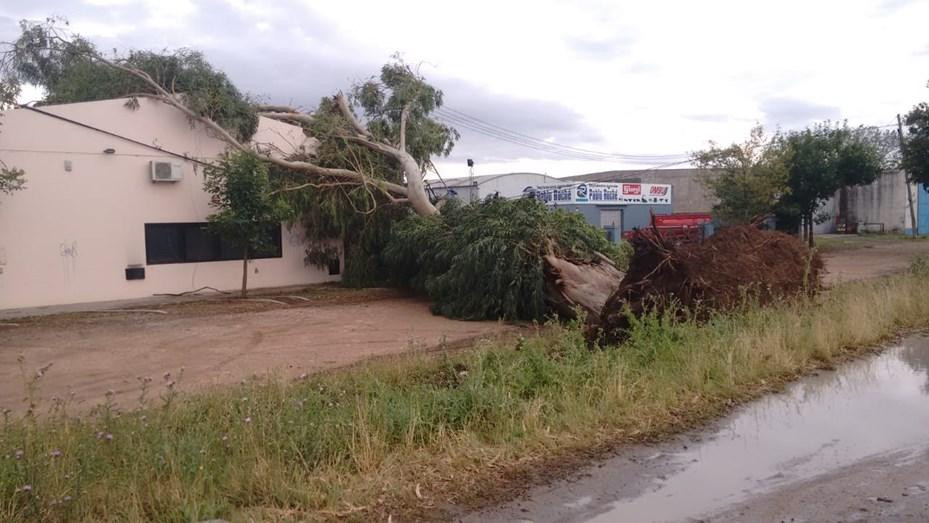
[150,161,183,182]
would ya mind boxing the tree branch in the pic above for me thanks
[258,111,314,126]
[270,181,359,195]
[399,103,411,152]
[254,104,301,113]
[335,92,374,140]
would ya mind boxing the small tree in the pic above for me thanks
[204,151,290,297]
[777,122,883,247]
[0,77,25,199]
[693,125,789,224]
[902,102,929,187]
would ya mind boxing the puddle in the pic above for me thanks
[469,334,929,523]
[589,335,929,522]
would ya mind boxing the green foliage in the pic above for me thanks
[903,102,929,187]
[2,19,257,141]
[0,81,25,198]
[286,59,459,285]
[351,59,459,169]
[911,254,929,277]
[0,166,25,197]
[203,151,290,260]
[2,272,929,520]
[777,122,884,221]
[384,197,624,321]
[694,125,789,224]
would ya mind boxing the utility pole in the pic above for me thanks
[898,114,918,237]
[467,158,476,203]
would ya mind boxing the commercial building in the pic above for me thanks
[425,172,563,202]
[530,181,672,242]
[0,97,339,312]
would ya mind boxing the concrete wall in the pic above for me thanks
[815,171,916,234]
[0,98,337,311]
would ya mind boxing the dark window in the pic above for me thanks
[145,223,283,265]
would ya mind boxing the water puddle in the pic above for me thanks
[469,334,929,522]
[587,335,929,522]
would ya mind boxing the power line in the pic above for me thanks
[434,110,689,164]
[439,106,689,160]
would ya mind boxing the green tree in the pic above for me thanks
[1,20,446,217]
[204,151,290,297]
[902,102,929,187]
[776,122,884,247]
[0,77,25,199]
[279,59,458,285]
[693,125,789,224]
[2,18,257,141]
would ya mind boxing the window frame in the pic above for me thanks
[144,222,283,265]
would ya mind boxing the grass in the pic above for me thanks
[3,271,929,521]
[814,231,925,252]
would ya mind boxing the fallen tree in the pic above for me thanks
[384,198,627,321]
[1,20,629,320]
[595,224,823,345]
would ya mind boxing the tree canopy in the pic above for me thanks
[903,101,929,187]
[204,151,291,297]
[2,19,257,141]
[693,125,789,224]
[384,197,628,321]
[776,122,883,244]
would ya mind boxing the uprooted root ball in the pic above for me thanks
[595,225,823,345]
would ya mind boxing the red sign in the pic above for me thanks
[649,185,669,196]
[622,183,641,195]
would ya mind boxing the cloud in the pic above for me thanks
[435,78,603,163]
[685,113,734,123]
[878,0,915,12]
[565,35,635,60]
[759,97,841,129]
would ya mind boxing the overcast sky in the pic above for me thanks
[2,0,928,179]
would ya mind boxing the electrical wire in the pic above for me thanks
[434,111,688,164]
[438,106,689,160]
[434,106,898,165]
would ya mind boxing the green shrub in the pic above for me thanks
[383,198,624,321]
[912,254,929,277]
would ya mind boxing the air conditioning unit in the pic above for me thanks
[150,161,183,182]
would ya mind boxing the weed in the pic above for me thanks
[2,274,929,521]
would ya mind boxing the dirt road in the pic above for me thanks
[0,294,512,413]
[464,335,929,523]
[0,235,925,415]
[821,235,929,284]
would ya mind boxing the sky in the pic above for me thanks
[2,0,928,179]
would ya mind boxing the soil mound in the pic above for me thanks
[596,225,823,345]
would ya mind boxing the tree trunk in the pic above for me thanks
[398,154,439,216]
[807,212,814,249]
[241,246,249,298]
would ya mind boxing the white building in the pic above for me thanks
[425,172,562,202]
[0,97,339,312]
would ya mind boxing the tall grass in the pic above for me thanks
[3,273,929,521]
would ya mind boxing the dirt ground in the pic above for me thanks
[821,234,929,284]
[0,291,514,413]
[1,235,927,415]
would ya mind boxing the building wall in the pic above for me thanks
[428,172,562,202]
[0,98,336,311]
[554,203,672,242]
[568,169,715,213]
[815,171,916,234]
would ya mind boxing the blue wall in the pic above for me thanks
[552,203,672,244]
[919,184,929,236]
